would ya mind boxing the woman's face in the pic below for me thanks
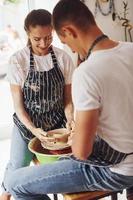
[28,25,53,55]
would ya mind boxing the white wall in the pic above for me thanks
[64,0,133,64]
[0,1,29,38]
[85,0,133,42]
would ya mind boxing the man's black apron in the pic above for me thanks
[13,46,66,140]
[70,135,133,167]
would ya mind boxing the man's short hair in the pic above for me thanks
[52,0,96,33]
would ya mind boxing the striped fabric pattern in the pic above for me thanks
[68,136,133,167]
[13,46,66,140]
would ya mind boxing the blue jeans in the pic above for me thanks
[7,156,133,200]
[2,125,34,194]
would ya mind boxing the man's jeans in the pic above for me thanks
[7,157,133,200]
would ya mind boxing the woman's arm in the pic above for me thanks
[10,84,47,141]
[64,84,74,130]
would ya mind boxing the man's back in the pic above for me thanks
[72,42,133,175]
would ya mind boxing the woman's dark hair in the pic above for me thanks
[52,0,96,33]
[24,9,52,32]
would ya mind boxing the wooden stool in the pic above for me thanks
[62,191,119,200]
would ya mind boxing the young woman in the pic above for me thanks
[1,9,74,200]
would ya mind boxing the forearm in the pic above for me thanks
[64,84,74,122]
[10,85,36,133]
[15,108,48,141]
[64,102,74,122]
[72,131,93,160]
[71,109,98,160]
[15,108,36,133]
[10,84,47,140]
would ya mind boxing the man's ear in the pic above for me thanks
[61,26,77,38]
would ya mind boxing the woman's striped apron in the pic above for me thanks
[13,46,66,140]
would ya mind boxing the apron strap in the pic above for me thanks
[49,46,59,68]
[29,46,35,70]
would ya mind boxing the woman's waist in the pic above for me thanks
[13,112,66,132]
[24,99,64,112]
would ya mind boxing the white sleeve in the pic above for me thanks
[6,55,24,86]
[63,53,75,85]
[72,67,102,111]
[57,51,75,85]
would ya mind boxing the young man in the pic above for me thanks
[3,1,133,200]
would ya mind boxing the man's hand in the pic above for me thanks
[67,120,75,145]
[66,120,75,132]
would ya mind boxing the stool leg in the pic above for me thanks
[53,194,58,200]
[111,193,118,200]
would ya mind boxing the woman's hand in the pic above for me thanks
[31,128,48,142]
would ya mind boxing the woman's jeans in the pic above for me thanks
[1,125,34,194]
[6,156,133,200]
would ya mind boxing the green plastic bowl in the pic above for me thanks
[28,137,71,164]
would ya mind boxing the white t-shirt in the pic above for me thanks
[7,46,75,87]
[72,42,133,176]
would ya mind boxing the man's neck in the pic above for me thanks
[80,27,118,58]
